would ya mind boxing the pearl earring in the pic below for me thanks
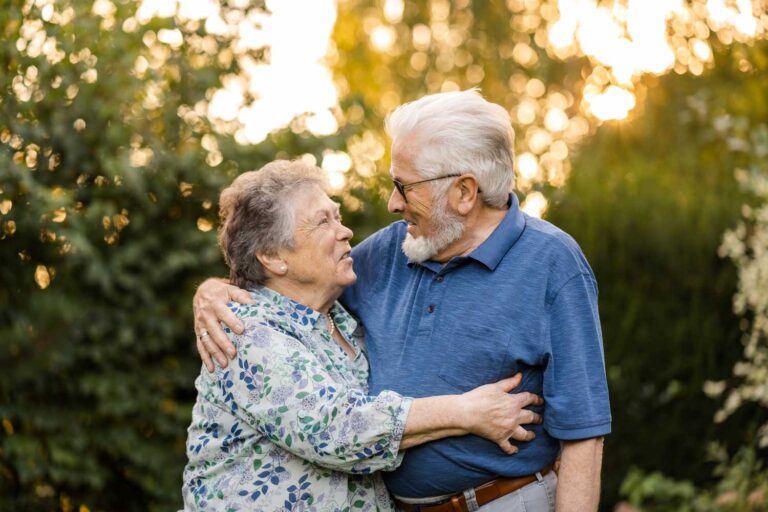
[280,265,287,272]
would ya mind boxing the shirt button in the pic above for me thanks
[427,304,435,313]
[435,276,444,282]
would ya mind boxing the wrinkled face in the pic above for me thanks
[387,144,465,262]
[281,186,356,292]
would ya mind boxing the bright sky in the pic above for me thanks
[137,0,339,145]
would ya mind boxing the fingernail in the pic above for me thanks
[235,323,244,334]
[228,350,236,359]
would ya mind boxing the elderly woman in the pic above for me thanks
[182,160,541,511]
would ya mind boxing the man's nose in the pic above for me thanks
[387,188,405,214]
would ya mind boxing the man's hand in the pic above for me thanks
[193,278,255,372]
[459,374,544,454]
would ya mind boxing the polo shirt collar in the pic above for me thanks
[409,193,526,272]
[466,193,526,271]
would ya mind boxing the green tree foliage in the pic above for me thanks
[614,34,768,512]
[0,1,324,509]
[566,38,768,512]
[620,443,768,511]
[547,38,768,503]
[715,54,768,446]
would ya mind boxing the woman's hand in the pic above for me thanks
[193,278,255,371]
[459,373,543,454]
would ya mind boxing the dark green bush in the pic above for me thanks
[547,40,768,507]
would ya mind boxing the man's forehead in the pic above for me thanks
[391,140,416,161]
[389,147,418,180]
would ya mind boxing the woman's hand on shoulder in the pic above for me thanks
[193,278,255,372]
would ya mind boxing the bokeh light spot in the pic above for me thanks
[35,265,51,289]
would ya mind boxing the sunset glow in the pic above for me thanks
[548,0,765,120]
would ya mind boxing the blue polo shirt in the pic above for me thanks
[341,194,611,497]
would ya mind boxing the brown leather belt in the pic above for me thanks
[394,464,554,512]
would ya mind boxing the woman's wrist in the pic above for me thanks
[453,393,477,435]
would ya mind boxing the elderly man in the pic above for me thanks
[193,89,611,512]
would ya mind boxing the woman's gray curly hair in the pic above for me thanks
[218,160,327,289]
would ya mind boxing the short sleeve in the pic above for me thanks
[543,273,612,440]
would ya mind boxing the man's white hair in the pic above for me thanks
[384,88,515,208]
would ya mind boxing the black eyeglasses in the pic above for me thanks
[391,174,463,203]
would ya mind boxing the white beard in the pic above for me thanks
[401,196,465,263]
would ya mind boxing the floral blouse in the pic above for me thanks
[182,287,413,511]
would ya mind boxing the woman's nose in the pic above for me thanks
[337,223,353,240]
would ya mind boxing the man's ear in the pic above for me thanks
[257,252,288,276]
[454,174,480,215]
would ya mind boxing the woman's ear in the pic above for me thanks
[257,252,288,276]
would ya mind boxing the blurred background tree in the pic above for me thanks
[1,0,767,510]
